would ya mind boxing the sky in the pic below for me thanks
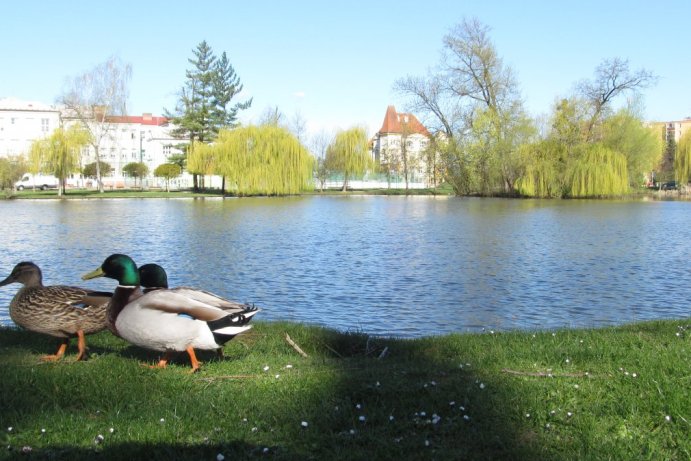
[2,0,690,140]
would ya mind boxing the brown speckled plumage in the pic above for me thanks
[8,284,108,337]
[0,262,110,360]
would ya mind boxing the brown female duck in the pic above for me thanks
[0,262,111,361]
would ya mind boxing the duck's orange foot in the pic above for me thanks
[40,354,63,362]
[42,342,68,361]
[187,346,201,373]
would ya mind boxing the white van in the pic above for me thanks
[14,173,60,191]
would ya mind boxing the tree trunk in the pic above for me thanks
[95,147,104,193]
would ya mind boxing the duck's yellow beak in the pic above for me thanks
[81,267,105,280]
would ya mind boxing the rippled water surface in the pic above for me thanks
[0,196,689,337]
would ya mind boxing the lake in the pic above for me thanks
[0,195,689,337]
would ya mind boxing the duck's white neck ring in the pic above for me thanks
[117,285,138,289]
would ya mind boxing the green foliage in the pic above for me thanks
[122,162,149,185]
[515,141,563,198]
[154,163,182,192]
[567,144,629,197]
[0,156,25,190]
[440,137,474,195]
[83,161,112,178]
[188,125,314,195]
[551,98,588,148]
[166,41,251,144]
[674,130,691,185]
[167,152,187,172]
[212,51,252,132]
[28,126,90,196]
[600,110,663,186]
[154,163,181,180]
[325,127,373,190]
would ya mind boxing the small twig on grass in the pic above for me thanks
[198,375,259,382]
[502,368,594,378]
[319,341,344,358]
[378,346,389,359]
[285,333,309,358]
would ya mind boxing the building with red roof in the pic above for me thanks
[371,105,434,186]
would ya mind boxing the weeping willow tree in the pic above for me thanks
[188,125,313,195]
[325,127,372,191]
[515,141,563,198]
[600,109,663,187]
[28,125,90,196]
[567,144,629,198]
[27,141,45,178]
[674,130,691,187]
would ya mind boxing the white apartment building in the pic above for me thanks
[0,98,61,157]
[69,113,187,188]
[0,97,190,188]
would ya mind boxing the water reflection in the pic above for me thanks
[0,196,689,337]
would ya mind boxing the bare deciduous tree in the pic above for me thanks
[442,17,517,112]
[59,56,131,193]
[577,58,657,141]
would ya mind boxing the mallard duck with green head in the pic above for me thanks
[83,254,253,372]
[138,263,260,323]
[0,262,110,361]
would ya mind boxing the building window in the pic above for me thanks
[41,118,50,133]
[163,145,171,156]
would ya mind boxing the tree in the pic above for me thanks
[188,126,313,195]
[659,136,676,183]
[29,126,90,196]
[211,51,252,133]
[325,127,372,191]
[442,17,517,112]
[675,130,691,186]
[515,140,562,198]
[0,156,25,190]
[567,144,629,197]
[379,146,400,188]
[154,163,182,192]
[289,111,308,144]
[395,17,524,195]
[577,58,657,141]
[166,41,251,191]
[59,56,131,193]
[167,152,187,172]
[259,106,285,127]
[122,162,149,188]
[83,161,112,178]
[310,129,334,192]
[600,109,663,186]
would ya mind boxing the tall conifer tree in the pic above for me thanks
[166,41,251,190]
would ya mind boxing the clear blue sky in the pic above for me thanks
[2,0,689,138]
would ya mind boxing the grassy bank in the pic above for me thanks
[3,189,222,200]
[2,184,455,200]
[0,319,689,460]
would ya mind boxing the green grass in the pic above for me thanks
[5,188,222,199]
[0,319,689,460]
[4,184,455,200]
